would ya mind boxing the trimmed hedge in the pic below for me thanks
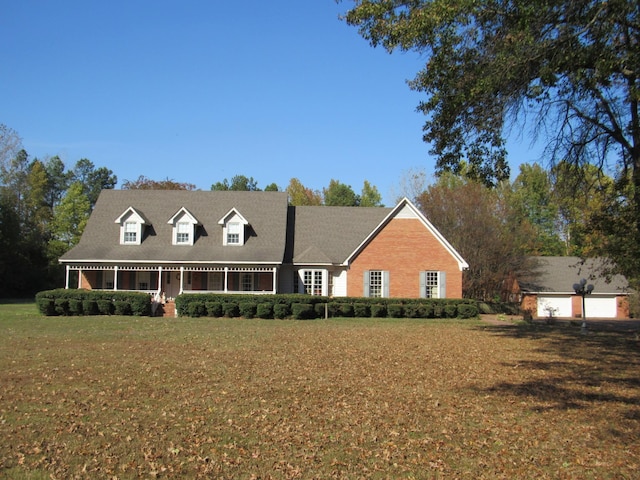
[35,289,153,316]
[173,293,479,320]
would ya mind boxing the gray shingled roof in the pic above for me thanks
[285,205,392,264]
[60,190,289,264]
[520,256,629,294]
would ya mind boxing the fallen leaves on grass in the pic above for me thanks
[0,317,638,478]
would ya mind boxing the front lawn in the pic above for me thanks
[0,303,638,478]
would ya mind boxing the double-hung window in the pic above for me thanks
[420,271,446,299]
[227,222,240,245]
[124,222,137,244]
[364,270,389,297]
[176,222,190,244]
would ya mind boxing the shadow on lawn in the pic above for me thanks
[475,321,640,411]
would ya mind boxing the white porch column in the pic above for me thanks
[65,265,70,289]
[113,266,119,291]
[157,266,163,295]
[272,267,277,294]
[224,267,229,293]
[179,266,184,295]
[77,268,82,289]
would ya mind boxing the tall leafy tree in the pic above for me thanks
[323,179,360,206]
[508,163,564,255]
[417,174,537,300]
[360,180,383,207]
[551,161,613,257]
[71,159,117,208]
[344,0,640,279]
[286,178,322,206]
[49,182,91,257]
[211,175,260,191]
[43,156,70,209]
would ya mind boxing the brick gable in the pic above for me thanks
[347,218,463,298]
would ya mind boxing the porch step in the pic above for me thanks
[158,301,176,318]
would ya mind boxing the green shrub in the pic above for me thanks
[188,301,206,317]
[37,298,56,316]
[421,303,434,318]
[353,303,370,318]
[129,295,152,316]
[273,303,290,319]
[54,299,69,316]
[114,301,132,316]
[444,304,457,318]
[458,303,478,319]
[314,302,329,318]
[239,301,257,319]
[403,304,421,318]
[292,303,315,320]
[82,300,98,315]
[205,301,223,317]
[370,304,387,318]
[338,303,354,317]
[223,302,240,318]
[97,299,114,315]
[387,304,403,318]
[257,302,273,319]
[67,299,83,315]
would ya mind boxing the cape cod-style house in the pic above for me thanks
[59,190,468,300]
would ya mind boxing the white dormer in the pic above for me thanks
[218,208,249,246]
[115,207,149,245]
[167,207,200,246]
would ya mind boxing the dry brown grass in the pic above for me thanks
[1,304,639,479]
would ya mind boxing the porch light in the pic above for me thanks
[573,278,594,334]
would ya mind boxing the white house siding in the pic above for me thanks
[332,269,348,297]
[537,295,573,318]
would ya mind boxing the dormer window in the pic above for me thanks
[219,208,249,246]
[168,207,200,246]
[124,221,138,243]
[176,222,191,244]
[115,207,148,246]
[227,222,241,244]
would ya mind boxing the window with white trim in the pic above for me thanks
[301,269,324,295]
[364,270,389,297]
[116,207,146,245]
[227,222,240,245]
[420,271,446,299]
[176,221,190,244]
[124,221,138,244]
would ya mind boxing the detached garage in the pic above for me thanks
[519,257,630,320]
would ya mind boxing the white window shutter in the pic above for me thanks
[363,270,370,297]
[438,271,447,299]
[382,271,390,298]
[419,271,426,298]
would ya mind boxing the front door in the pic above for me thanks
[164,271,180,300]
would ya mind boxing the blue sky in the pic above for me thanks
[1,1,542,205]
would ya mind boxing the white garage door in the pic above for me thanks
[585,296,617,319]
[537,295,572,318]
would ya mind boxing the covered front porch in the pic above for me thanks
[65,264,280,299]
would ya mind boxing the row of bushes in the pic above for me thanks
[176,293,479,319]
[35,289,152,316]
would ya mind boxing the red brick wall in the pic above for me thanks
[80,271,94,289]
[348,218,463,298]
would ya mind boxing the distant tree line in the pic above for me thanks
[1,122,633,302]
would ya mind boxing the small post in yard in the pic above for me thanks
[573,278,594,334]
